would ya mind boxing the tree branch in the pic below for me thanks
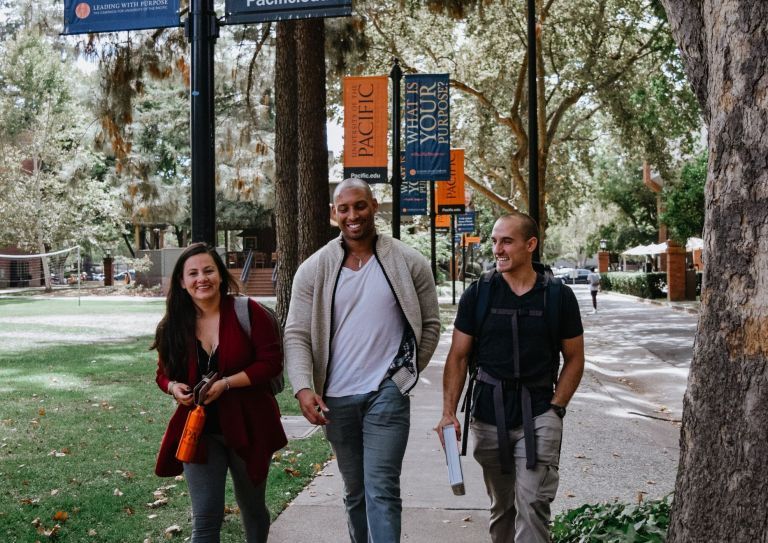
[464,172,518,212]
[246,23,272,125]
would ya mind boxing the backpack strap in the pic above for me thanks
[473,269,496,337]
[234,296,251,338]
[543,274,563,383]
[233,296,285,396]
[459,269,496,456]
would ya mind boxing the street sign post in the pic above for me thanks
[64,0,352,246]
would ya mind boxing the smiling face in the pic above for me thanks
[180,253,222,306]
[333,186,379,243]
[491,216,537,274]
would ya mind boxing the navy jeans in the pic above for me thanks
[183,434,270,543]
[324,379,411,543]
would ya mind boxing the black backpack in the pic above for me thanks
[233,297,285,396]
[459,266,563,455]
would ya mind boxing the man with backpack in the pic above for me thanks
[437,212,584,542]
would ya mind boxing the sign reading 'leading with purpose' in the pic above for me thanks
[63,0,180,34]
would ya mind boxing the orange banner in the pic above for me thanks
[435,213,451,231]
[463,235,481,246]
[343,76,389,183]
[436,149,466,214]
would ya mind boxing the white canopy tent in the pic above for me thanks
[620,237,702,271]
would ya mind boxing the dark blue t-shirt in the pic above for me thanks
[454,272,583,427]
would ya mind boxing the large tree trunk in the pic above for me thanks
[296,19,330,261]
[273,21,299,326]
[660,2,768,540]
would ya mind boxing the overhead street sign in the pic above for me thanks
[225,0,352,24]
[63,0,180,34]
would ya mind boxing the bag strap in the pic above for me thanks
[473,269,496,337]
[234,296,251,338]
[543,274,563,383]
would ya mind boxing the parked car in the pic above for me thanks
[556,268,591,284]
[113,270,136,282]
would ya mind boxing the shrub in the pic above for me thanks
[551,496,672,543]
[602,272,667,298]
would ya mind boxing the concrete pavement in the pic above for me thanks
[270,285,696,542]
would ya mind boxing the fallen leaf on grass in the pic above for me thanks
[223,506,240,515]
[20,497,40,505]
[148,514,158,519]
[48,450,68,458]
[39,408,46,417]
[283,468,301,477]
[32,517,61,538]
[312,463,323,473]
[147,498,169,508]
[50,489,60,496]
[124,507,135,515]
[88,529,97,536]
[52,511,69,522]
[113,488,124,497]
[164,524,182,538]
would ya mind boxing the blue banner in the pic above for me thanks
[404,74,450,181]
[399,153,428,216]
[456,211,475,233]
[225,0,352,24]
[63,0,180,35]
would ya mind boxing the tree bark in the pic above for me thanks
[273,21,299,325]
[296,19,330,262]
[660,2,768,540]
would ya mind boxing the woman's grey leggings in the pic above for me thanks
[183,434,270,542]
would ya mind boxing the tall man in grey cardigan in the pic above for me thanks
[285,178,440,543]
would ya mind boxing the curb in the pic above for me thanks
[603,291,700,315]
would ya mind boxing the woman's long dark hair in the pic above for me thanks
[151,243,241,380]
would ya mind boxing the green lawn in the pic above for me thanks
[0,298,329,542]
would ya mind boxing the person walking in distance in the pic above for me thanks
[285,179,440,543]
[587,267,601,313]
[437,212,585,542]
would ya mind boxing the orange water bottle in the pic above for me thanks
[175,405,205,462]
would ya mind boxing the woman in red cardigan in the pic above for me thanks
[152,243,287,542]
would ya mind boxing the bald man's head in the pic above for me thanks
[333,178,374,203]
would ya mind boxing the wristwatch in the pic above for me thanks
[551,403,566,418]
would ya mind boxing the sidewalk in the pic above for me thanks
[270,286,693,542]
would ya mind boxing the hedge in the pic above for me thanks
[602,272,667,299]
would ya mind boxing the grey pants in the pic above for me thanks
[183,434,270,543]
[472,409,563,543]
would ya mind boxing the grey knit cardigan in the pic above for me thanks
[284,234,441,397]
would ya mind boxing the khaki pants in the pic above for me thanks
[471,410,563,543]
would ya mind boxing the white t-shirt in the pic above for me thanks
[325,257,406,397]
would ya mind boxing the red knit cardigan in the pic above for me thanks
[155,295,287,484]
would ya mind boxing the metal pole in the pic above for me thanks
[390,59,402,239]
[462,235,467,291]
[430,180,437,281]
[188,0,218,245]
[451,215,456,305]
[77,246,81,307]
[527,0,540,262]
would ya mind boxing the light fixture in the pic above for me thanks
[599,239,607,251]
